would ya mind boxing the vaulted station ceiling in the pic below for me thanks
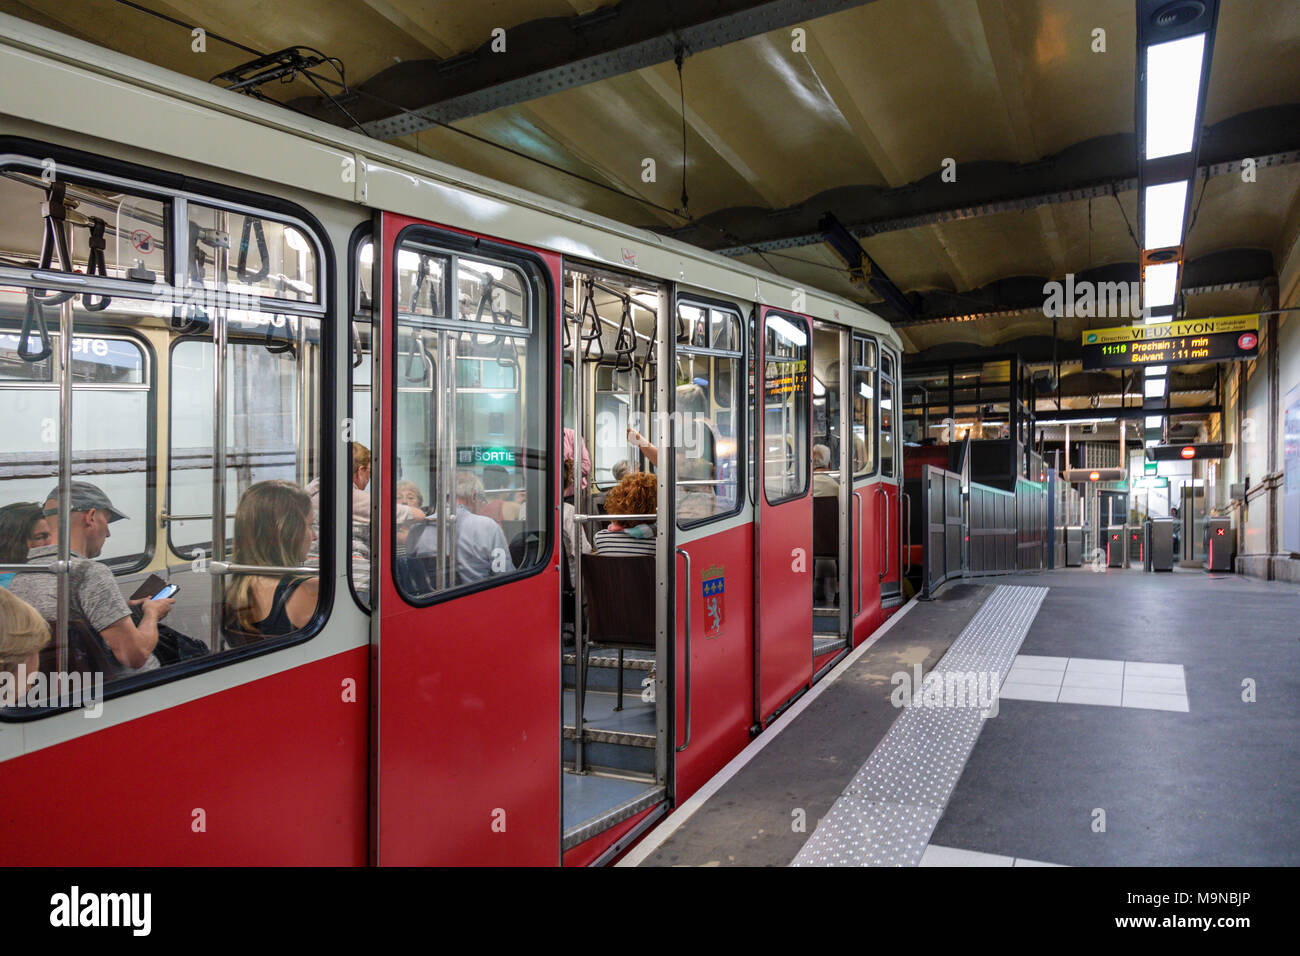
[6,0,1298,410]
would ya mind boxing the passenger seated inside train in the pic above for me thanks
[308,443,424,597]
[0,502,52,588]
[9,482,173,672]
[224,479,319,646]
[812,444,839,496]
[0,588,50,702]
[593,472,657,556]
[396,480,424,510]
[411,471,515,585]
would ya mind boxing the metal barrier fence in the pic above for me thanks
[913,464,1049,598]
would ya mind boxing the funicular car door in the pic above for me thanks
[849,333,885,638]
[878,346,903,606]
[371,212,561,865]
[755,307,813,724]
[670,293,753,799]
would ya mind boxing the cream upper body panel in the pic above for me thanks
[0,12,899,352]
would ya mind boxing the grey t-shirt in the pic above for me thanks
[9,545,132,633]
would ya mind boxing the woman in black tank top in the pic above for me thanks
[224,481,319,645]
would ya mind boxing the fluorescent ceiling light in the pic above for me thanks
[859,382,873,399]
[1144,262,1179,309]
[1144,180,1189,248]
[1035,417,1117,426]
[1145,415,1163,429]
[1146,365,1168,375]
[767,314,807,347]
[1145,33,1206,160]
[1144,377,1167,398]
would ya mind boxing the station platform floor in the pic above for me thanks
[622,567,1300,867]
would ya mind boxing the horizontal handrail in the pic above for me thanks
[0,561,61,573]
[572,513,657,523]
[159,512,214,524]
[206,561,319,576]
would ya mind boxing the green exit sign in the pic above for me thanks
[1144,462,1158,475]
[457,446,516,466]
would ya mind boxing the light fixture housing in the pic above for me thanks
[1144,33,1207,159]
[1143,261,1180,309]
[1144,180,1190,248]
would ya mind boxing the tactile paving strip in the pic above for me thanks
[792,585,1048,867]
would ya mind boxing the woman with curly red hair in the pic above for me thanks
[593,471,657,556]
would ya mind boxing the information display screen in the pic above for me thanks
[1081,315,1259,371]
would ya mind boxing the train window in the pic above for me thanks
[348,232,375,608]
[880,350,896,478]
[0,153,330,717]
[396,247,447,318]
[676,301,743,527]
[853,335,877,478]
[0,164,170,288]
[391,235,547,604]
[0,325,152,570]
[763,312,810,504]
[168,336,313,556]
[186,202,318,304]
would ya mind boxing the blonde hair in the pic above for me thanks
[352,442,371,476]
[225,480,314,632]
[396,480,423,508]
[0,588,50,672]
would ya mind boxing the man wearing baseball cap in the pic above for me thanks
[12,480,172,671]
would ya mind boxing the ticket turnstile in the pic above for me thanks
[1206,517,1233,572]
[1145,518,1174,572]
[1064,526,1083,567]
[1106,528,1126,568]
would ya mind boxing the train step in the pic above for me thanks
[562,687,656,775]
[562,731,656,775]
[562,650,653,693]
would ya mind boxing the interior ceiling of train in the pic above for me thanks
[6,0,1297,424]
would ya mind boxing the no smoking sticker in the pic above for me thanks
[130,229,155,253]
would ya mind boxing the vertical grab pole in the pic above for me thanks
[55,296,74,674]
[572,271,587,774]
[210,207,229,652]
[654,284,673,786]
[445,332,459,587]
[675,547,692,752]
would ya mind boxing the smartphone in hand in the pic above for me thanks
[152,583,180,600]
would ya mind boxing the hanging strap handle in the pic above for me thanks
[403,334,428,383]
[495,332,519,371]
[34,182,75,306]
[264,315,296,356]
[82,217,112,312]
[351,320,364,369]
[613,296,636,373]
[641,314,658,384]
[578,276,604,362]
[236,216,270,284]
[18,291,54,362]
